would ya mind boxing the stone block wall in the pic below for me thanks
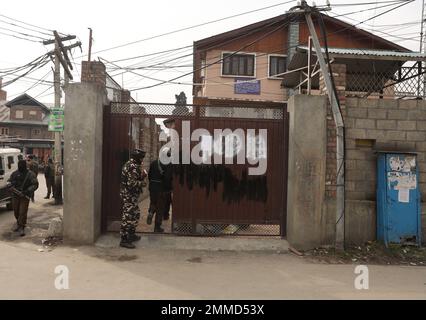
[318,64,426,246]
[344,98,426,201]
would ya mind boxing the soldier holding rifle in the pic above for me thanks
[7,160,39,237]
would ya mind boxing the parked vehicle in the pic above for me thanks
[0,148,23,210]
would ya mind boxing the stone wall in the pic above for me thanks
[320,97,426,246]
[344,98,426,200]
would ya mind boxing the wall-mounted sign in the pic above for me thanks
[48,108,64,132]
[234,78,261,95]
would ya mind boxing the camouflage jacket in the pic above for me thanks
[120,159,145,195]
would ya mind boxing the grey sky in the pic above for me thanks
[0,0,422,104]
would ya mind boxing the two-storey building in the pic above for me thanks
[0,93,54,160]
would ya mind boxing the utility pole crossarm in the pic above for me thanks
[43,34,76,45]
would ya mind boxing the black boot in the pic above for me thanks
[13,225,20,232]
[19,227,25,237]
[146,212,154,225]
[119,237,135,249]
[129,233,141,242]
[44,194,50,199]
[154,225,164,233]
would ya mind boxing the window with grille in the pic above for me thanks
[269,55,287,78]
[0,127,9,135]
[222,53,255,77]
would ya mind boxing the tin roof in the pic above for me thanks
[297,46,426,61]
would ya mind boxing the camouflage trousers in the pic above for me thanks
[120,192,140,238]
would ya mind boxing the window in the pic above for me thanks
[15,110,23,119]
[0,127,9,135]
[7,156,14,169]
[222,53,255,77]
[269,55,287,78]
[29,111,37,116]
[32,129,41,136]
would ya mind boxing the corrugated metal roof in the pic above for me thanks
[297,46,426,60]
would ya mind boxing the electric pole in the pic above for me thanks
[88,28,93,62]
[53,35,62,205]
[44,32,81,205]
[291,1,346,250]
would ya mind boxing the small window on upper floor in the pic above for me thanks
[0,127,9,135]
[269,55,287,79]
[222,53,255,77]
[32,129,41,136]
[29,111,37,116]
[15,110,23,119]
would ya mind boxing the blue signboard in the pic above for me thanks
[234,78,261,95]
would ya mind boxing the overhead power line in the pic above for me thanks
[0,18,52,37]
[0,13,53,33]
[77,0,296,58]
[0,25,48,41]
[0,30,42,43]
[125,0,413,91]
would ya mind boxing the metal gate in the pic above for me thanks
[102,101,288,237]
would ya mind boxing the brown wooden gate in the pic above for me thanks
[102,102,288,237]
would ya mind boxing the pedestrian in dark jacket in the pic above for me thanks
[8,160,39,236]
[146,156,173,233]
[44,158,55,199]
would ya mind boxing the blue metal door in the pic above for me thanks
[377,153,421,246]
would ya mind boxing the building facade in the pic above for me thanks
[0,93,54,160]
[192,13,408,106]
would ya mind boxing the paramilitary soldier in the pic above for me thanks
[7,159,39,237]
[120,149,147,249]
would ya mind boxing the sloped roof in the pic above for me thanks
[5,93,50,113]
[194,12,410,53]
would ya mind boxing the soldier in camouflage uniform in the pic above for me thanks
[120,149,147,249]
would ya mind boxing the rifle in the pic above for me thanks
[6,184,31,201]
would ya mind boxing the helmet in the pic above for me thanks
[130,149,146,161]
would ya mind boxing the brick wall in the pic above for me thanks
[81,61,106,87]
[0,77,6,100]
[320,64,347,200]
[10,105,44,121]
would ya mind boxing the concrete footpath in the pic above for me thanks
[0,176,425,299]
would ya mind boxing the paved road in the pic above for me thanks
[0,175,425,299]
[0,239,425,299]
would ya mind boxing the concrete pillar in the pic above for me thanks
[63,83,107,244]
[286,94,327,250]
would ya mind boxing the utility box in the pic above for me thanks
[377,152,421,246]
